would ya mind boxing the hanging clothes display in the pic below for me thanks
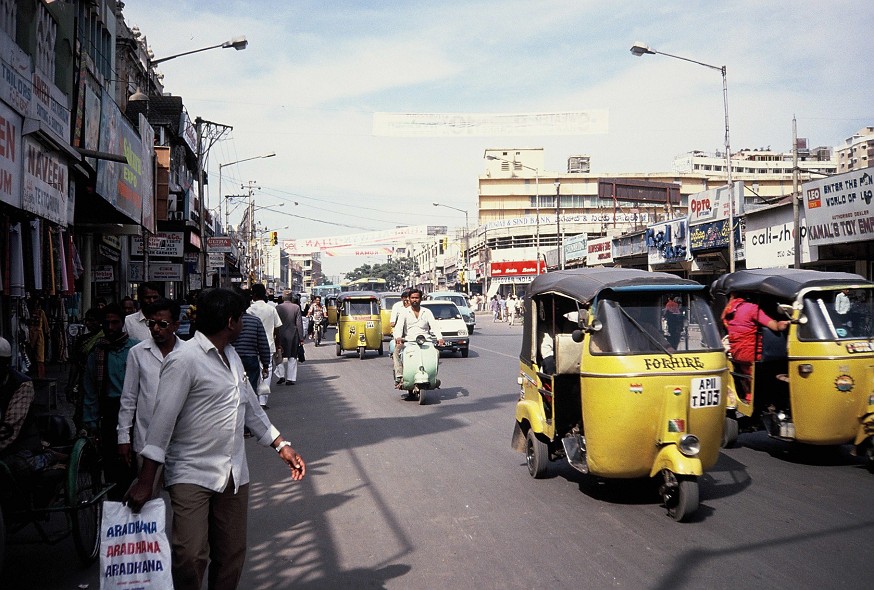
[9,222,25,298]
[28,219,42,291]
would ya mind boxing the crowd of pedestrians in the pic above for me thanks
[42,282,307,590]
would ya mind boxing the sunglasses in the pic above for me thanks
[146,319,172,329]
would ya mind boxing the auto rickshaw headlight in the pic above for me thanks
[798,364,814,376]
[678,434,701,457]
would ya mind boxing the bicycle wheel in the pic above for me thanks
[67,438,103,564]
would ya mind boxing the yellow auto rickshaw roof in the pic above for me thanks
[337,290,379,302]
[711,268,871,301]
[528,268,702,304]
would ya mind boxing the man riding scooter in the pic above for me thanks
[393,289,444,400]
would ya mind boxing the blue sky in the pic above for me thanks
[120,1,872,277]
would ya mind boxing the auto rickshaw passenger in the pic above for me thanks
[722,292,789,400]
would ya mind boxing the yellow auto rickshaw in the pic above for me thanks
[711,268,874,469]
[512,269,728,521]
[326,295,339,326]
[335,291,384,359]
[377,292,402,340]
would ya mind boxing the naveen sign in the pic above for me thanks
[490,260,544,276]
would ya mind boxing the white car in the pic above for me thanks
[420,301,470,358]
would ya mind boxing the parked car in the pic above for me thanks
[426,291,475,334]
[420,301,470,357]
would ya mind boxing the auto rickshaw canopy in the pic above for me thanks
[711,268,871,301]
[527,268,705,305]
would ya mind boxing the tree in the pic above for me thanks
[345,258,419,290]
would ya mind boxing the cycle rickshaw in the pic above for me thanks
[0,429,111,566]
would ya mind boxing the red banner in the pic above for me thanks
[490,260,544,276]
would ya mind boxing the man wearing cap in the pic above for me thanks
[0,337,62,473]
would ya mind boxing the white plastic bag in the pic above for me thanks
[257,377,271,397]
[100,499,173,589]
[273,362,286,379]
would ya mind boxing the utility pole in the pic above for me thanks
[244,180,260,285]
[196,117,232,291]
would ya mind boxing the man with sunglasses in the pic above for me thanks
[117,298,187,475]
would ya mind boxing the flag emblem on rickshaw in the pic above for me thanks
[834,375,854,392]
[630,384,643,394]
[673,387,682,396]
[668,419,686,432]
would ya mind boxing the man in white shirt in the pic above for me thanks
[247,284,282,403]
[393,289,444,389]
[389,289,411,385]
[125,288,306,590]
[117,298,186,471]
[124,282,161,341]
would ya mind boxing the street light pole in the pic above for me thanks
[432,202,471,294]
[631,42,735,272]
[554,180,562,270]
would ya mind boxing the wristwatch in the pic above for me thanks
[275,440,292,453]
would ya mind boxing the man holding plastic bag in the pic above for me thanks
[125,288,306,590]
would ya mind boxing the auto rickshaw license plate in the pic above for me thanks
[690,377,721,408]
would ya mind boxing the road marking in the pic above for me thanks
[472,345,517,359]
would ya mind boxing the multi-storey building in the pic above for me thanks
[836,127,874,173]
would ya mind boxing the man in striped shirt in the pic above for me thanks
[233,304,271,409]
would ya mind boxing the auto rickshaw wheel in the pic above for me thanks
[336,343,342,357]
[358,346,365,360]
[863,443,874,474]
[67,438,103,563]
[525,429,548,479]
[378,342,384,356]
[722,417,739,448]
[661,471,698,522]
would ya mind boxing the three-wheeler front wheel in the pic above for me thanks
[661,471,699,522]
[67,438,103,563]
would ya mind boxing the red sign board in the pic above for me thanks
[490,260,544,276]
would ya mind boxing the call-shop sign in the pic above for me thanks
[803,169,874,246]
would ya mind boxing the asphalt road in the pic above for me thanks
[5,319,873,589]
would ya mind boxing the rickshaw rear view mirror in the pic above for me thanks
[777,303,794,317]
[571,329,584,343]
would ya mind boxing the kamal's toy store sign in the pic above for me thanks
[803,168,874,246]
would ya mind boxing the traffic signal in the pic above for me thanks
[270,231,278,246]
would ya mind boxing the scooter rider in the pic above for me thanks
[390,289,411,386]
[393,289,444,389]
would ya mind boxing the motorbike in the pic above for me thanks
[399,335,441,405]
[335,291,384,359]
[711,268,874,469]
[511,268,728,521]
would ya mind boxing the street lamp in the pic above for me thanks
[220,152,275,232]
[630,41,736,272]
[152,36,247,66]
[485,154,542,268]
[554,180,562,270]
[432,202,471,294]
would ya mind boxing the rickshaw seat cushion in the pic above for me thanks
[36,414,74,447]
[554,333,583,374]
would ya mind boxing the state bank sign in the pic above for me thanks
[804,168,874,246]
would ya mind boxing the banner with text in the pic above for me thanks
[745,204,817,268]
[803,168,874,246]
[282,225,437,255]
[373,111,609,137]
[586,237,614,266]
